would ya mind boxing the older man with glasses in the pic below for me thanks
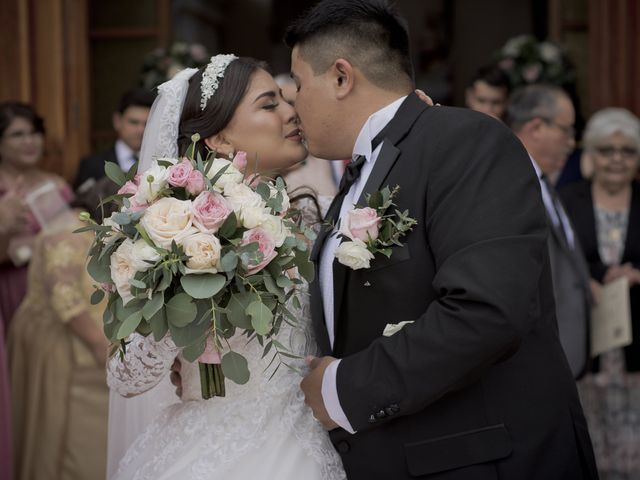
[507,84,593,380]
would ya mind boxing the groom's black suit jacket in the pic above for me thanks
[309,94,598,480]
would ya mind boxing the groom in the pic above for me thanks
[290,1,598,479]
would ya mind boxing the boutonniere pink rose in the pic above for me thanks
[334,185,417,270]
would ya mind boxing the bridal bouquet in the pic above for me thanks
[79,135,315,399]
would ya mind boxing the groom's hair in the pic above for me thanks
[284,0,413,91]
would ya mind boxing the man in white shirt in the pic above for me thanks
[288,1,597,479]
[74,88,155,191]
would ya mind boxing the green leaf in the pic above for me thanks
[218,212,238,239]
[149,306,169,341]
[180,274,226,299]
[182,338,207,362]
[112,212,131,226]
[129,278,146,289]
[117,310,143,339]
[157,268,173,291]
[142,291,164,320]
[256,182,271,202]
[221,351,250,385]
[166,293,197,327]
[169,315,211,347]
[209,163,230,188]
[220,251,238,272]
[294,249,315,282]
[90,289,105,305]
[246,300,273,335]
[262,272,284,301]
[87,253,112,283]
[368,190,384,210]
[226,292,258,329]
[125,161,138,181]
[276,275,293,289]
[105,161,126,186]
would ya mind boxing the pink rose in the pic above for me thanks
[241,227,277,275]
[340,207,381,242]
[191,191,232,233]
[128,198,148,212]
[118,180,138,196]
[186,170,206,196]
[167,158,194,187]
[100,283,115,293]
[232,151,248,171]
[523,63,542,83]
[198,336,222,364]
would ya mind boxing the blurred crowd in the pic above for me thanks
[0,40,639,480]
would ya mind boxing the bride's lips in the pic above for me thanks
[285,128,302,142]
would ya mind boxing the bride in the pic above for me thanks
[107,55,346,480]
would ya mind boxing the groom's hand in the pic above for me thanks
[170,357,183,398]
[301,356,339,431]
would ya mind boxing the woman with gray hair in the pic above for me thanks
[560,107,640,478]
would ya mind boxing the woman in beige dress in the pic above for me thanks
[8,179,115,480]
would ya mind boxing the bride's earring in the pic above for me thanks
[228,151,235,160]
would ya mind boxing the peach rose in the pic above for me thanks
[241,227,277,275]
[340,207,381,242]
[191,191,232,233]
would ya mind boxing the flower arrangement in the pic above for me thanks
[79,135,316,399]
[495,35,576,89]
[140,42,211,90]
[334,186,416,270]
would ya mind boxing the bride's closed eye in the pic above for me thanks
[262,102,279,111]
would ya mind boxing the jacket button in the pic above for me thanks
[375,409,386,419]
[337,440,350,453]
[389,403,400,413]
[368,414,377,423]
[384,407,396,416]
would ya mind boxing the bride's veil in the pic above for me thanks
[137,67,199,173]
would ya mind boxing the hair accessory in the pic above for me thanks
[200,54,238,110]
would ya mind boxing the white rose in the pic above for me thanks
[102,214,123,245]
[260,214,289,247]
[382,321,415,337]
[130,239,161,271]
[239,205,270,229]
[182,232,222,274]
[223,182,265,211]
[207,158,243,192]
[268,184,290,212]
[139,197,197,249]
[334,239,374,270]
[133,163,169,204]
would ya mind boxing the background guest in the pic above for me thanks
[560,108,640,479]
[465,63,511,121]
[8,176,116,480]
[73,87,156,191]
[507,84,592,378]
[0,101,73,334]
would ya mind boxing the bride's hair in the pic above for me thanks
[178,57,267,160]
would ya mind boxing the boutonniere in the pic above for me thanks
[334,186,417,270]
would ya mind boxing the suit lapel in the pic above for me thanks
[356,142,401,205]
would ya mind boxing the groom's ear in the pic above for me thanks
[332,58,355,100]
[204,134,234,158]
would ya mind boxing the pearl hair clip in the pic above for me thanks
[200,54,238,110]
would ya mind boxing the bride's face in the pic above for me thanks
[211,69,307,175]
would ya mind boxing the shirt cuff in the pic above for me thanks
[321,359,357,434]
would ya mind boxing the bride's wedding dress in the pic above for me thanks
[107,199,345,480]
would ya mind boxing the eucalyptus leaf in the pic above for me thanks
[276,275,293,289]
[246,300,273,335]
[87,253,112,283]
[220,251,238,272]
[112,212,131,226]
[157,269,173,291]
[183,338,207,362]
[262,273,284,301]
[105,161,126,186]
[256,182,271,202]
[129,278,146,289]
[226,292,258,329]
[90,289,105,305]
[180,274,226,299]
[218,212,238,239]
[117,310,143,339]
[142,291,164,320]
[221,351,250,385]
[169,317,211,347]
[149,306,169,341]
[166,293,198,327]
[294,249,315,282]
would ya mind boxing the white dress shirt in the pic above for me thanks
[115,140,138,173]
[319,96,407,434]
[529,158,575,249]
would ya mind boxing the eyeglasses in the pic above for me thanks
[541,118,575,139]
[594,145,639,159]
[2,130,43,142]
